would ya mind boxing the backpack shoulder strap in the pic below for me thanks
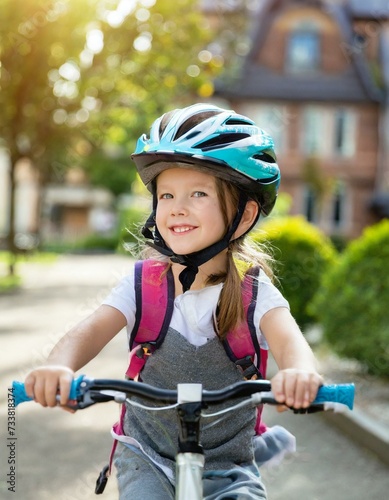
[223,266,268,380]
[223,266,269,435]
[126,260,174,379]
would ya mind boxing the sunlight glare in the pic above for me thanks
[58,61,80,82]
[133,33,152,52]
[86,29,104,54]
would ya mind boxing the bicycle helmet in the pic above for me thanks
[132,103,280,216]
[131,103,281,291]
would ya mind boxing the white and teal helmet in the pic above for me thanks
[132,103,280,216]
[132,103,281,291]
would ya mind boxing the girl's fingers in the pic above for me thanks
[284,372,301,407]
[271,371,324,409]
[24,367,76,408]
[32,377,47,406]
[45,377,60,407]
[58,374,72,406]
[24,373,36,400]
[271,373,286,404]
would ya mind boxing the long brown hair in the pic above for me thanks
[205,178,274,339]
[139,175,274,339]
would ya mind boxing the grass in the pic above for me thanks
[0,251,58,264]
[0,274,21,293]
[0,251,58,293]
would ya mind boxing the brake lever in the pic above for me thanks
[63,377,98,410]
[66,387,126,410]
[73,391,116,410]
[292,403,325,414]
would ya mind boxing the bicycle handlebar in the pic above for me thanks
[11,376,355,411]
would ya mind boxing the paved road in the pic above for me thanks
[1,254,389,500]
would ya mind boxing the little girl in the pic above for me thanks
[25,103,323,499]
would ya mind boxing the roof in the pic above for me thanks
[215,0,385,103]
[216,66,381,102]
[348,0,389,19]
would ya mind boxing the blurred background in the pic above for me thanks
[1,2,389,498]
[0,0,251,267]
[1,0,389,377]
[1,0,388,266]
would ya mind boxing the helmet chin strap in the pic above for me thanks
[142,192,250,292]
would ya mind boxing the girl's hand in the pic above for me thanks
[271,369,323,409]
[24,366,75,409]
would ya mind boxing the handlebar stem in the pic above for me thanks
[177,402,204,455]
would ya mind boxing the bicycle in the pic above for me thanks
[12,376,355,500]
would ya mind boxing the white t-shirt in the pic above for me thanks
[104,264,290,479]
[103,266,289,350]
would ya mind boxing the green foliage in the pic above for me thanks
[330,234,348,253]
[0,251,56,293]
[1,0,222,270]
[82,151,138,197]
[40,205,148,254]
[311,220,389,377]
[0,251,53,263]
[118,205,149,254]
[252,216,337,328]
[269,192,292,218]
[74,234,119,252]
[0,274,21,293]
[42,233,120,253]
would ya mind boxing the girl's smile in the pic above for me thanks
[169,224,198,234]
[155,168,227,257]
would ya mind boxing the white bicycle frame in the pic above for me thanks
[175,384,205,500]
[176,452,205,500]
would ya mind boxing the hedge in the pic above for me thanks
[252,216,337,328]
[311,219,389,377]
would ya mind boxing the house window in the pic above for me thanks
[303,107,354,158]
[331,182,346,229]
[333,109,356,157]
[302,106,326,155]
[303,186,318,223]
[287,29,320,73]
[259,105,287,152]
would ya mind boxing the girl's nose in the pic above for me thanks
[170,198,188,216]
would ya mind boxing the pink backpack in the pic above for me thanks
[126,260,268,433]
[97,260,268,493]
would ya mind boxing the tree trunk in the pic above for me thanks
[7,153,18,276]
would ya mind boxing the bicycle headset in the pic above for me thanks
[131,103,281,292]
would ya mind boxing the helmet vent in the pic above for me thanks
[175,111,221,140]
[225,118,253,126]
[198,133,250,150]
[253,151,276,163]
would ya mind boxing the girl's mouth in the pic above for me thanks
[170,226,196,233]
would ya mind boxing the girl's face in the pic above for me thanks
[155,168,227,256]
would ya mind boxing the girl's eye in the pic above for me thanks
[159,193,173,199]
[193,191,207,198]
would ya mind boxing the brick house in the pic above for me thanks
[214,0,389,239]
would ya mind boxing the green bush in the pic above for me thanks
[0,274,21,293]
[311,219,389,377]
[41,206,149,254]
[118,205,149,253]
[252,216,337,328]
[43,235,119,253]
[74,234,120,251]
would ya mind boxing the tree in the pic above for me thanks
[0,0,96,272]
[0,0,221,274]
[76,0,221,193]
